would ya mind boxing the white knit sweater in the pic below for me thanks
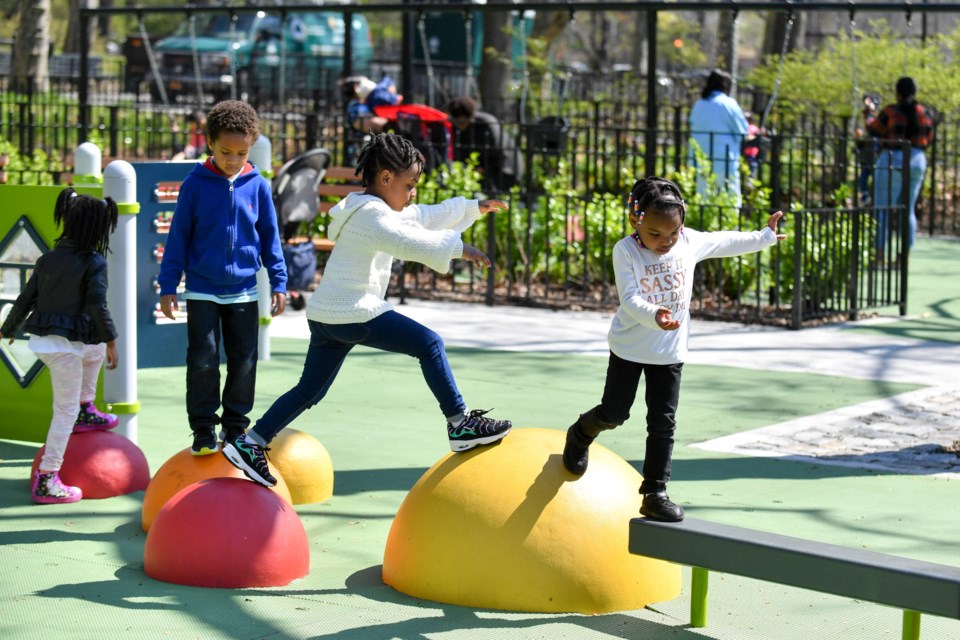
[306,192,481,324]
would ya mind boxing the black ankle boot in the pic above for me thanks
[562,423,593,475]
[562,407,619,476]
[640,492,684,522]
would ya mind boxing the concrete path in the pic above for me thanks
[270,298,960,386]
[269,298,960,477]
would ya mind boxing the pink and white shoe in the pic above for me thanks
[73,401,118,433]
[31,471,82,504]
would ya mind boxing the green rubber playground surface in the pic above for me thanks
[2,238,958,640]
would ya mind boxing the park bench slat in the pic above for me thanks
[629,517,960,620]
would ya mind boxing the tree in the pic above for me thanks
[478,10,513,120]
[64,0,97,54]
[11,0,51,92]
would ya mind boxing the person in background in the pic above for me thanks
[688,69,749,205]
[447,96,523,194]
[864,77,935,249]
[742,110,763,178]
[171,110,207,161]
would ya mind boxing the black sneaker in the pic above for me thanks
[640,492,685,522]
[219,426,246,445]
[191,429,220,456]
[447,409,512,452]
[222,434,277,487]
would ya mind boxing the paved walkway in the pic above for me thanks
[271,298,960,477]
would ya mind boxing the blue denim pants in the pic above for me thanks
[185,299,259,433]
[873,147,926,249]
[251,311,466,443]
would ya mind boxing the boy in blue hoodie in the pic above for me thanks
[158,100,287,455]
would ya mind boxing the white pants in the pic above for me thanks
[36,343,106,472]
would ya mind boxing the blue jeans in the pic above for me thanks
[251,311,466,443]
[873,148,926,249]
[596,352,683,495]
[185,299,259,433]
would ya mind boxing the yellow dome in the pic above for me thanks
[268,428,334,505]
[383,428,680,613]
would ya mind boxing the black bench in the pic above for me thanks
[629,517,960,640]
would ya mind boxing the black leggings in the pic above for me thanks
[596,351,683,494]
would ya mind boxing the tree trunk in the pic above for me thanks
[11,0,51,92]
[64,0,98,54]
[478,10,513,120]
[717,10,739,94]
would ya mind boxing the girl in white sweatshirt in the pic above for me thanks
[562,176,785,522]
[224,133,512,487]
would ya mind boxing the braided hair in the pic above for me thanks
[627,176,686,233]
[354,133,424,187]
[54,188,119,255]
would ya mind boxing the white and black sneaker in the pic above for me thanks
[222,434,277,487]
[447,409,512,452]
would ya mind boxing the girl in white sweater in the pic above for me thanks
[224,133,512,487]
[562,177,785,522]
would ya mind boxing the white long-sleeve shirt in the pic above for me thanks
[306,192,480,324]
[608,226,778,365]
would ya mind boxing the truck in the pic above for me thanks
[141,8,373,103]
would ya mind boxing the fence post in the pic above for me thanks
[79,11,90,142]
[927,135,937,237]
[791,210,803,330]
[485,210,496,306]
[643,9,658,177]
[850,203,861,321]
[899,142,910,317]
[770,134,783,211]
[109,106,120,158]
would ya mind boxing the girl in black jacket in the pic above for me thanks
[0,188,119,504]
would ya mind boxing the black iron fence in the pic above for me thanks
[0,69,916,327]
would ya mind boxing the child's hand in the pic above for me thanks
[656,308,681,331]
[767,211,787,241]
[479,200,508,215]
[462,244,491,268]
[0,330,11,345]
[105,340,119,370]
[271,292,287,317]
[160,294,179,320]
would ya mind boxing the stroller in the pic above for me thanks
[272,148,332,310]
[373,104,453,172]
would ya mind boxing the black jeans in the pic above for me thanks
[185,299,259,434]
[596,351,683,495]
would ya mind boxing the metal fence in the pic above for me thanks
[0,68,914,327]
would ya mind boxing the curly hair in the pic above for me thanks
[54,188,119,255]
[205,100,259,143]
[354,133,424,187]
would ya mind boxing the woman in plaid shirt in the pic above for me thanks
[864,77,935,250]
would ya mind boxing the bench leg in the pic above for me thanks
[690,567,709,628]
[902,610,921,640]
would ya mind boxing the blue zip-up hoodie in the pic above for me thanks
[158,159,287,297]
